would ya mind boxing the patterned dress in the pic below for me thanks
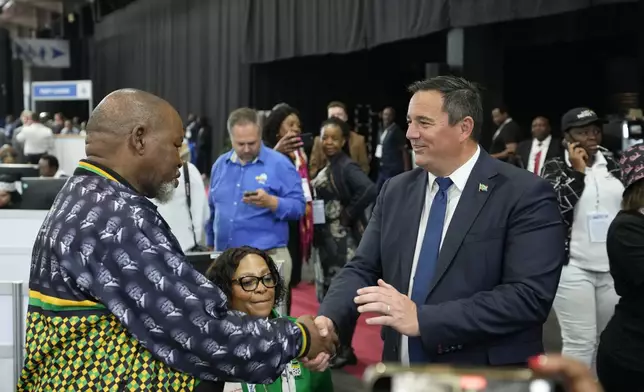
[18,160,306,392]
[310,166,358,302]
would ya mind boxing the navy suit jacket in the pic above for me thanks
[318,149,565,366]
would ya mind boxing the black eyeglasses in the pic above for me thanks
[233,273,277,292]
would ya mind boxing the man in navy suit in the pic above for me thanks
[306,76,565,368]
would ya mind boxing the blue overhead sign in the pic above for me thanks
[33,84,78,99]
[31,81,93,101]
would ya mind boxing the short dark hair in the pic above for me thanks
[493,104,510,114]
[327,101,347,111]
[321,117,351,155]
[262,104,300,148]
[408,76,483,141]
[40,154,59,170]
[622,179,644,211]
[204,246,286,307]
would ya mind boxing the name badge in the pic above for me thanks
[289,362,302,377]
[312,199,325,224]
[587,212,611,243]
[301,178,313,202]
[375,144,383,159]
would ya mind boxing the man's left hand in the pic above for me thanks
[355,279,420,337]
[242,188,278,210]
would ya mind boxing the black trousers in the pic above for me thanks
[597,345,644,392]
[26,153,44,164]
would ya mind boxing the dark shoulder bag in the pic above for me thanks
[182,162,209,252]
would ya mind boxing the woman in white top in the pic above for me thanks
[542,108,624,369]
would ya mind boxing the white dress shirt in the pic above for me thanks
[15,123,54,155]
[153,162,210,252]
[400,146,481,364]
[568,151,624,272]
[527,135,551,175]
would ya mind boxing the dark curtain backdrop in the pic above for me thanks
[243,0,638,64]
[250,34,447,136]
[448,0,636,27]
[244,0,367,63]
[91,0,251,157]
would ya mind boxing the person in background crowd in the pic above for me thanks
[542,107,623,369]
[185,113,197,140]
[18,89,335,392]
[154,141,210,252]
[309,101,369,178]
[38,154,67,178]
[0,145,18,163]
[596,143,644,391]
[11,109,34,163]
[3,114,16,139]
[307,75,564,369]
[311,116,376,368]
[51,112,65,134]
[516,116,563,174]
[263,104,314,315]
[0,127,7,148]
[196,116,213,176]
[206,246,334,392]
[206,107,306,317]
[60,119,80,135]
[15,112,54,164]
[0,174,21,209]
[375,106,411,192]
[489,104,521,162]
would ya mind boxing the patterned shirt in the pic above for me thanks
[19,160,308,392]
[541,151,622,259]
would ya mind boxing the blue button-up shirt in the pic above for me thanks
[205,144,305,251]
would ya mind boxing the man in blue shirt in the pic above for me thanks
[206,107,305,290]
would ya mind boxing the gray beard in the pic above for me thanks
[155,181,176,204]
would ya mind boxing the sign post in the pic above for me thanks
[31,80,94,119]
[11,38,72,112]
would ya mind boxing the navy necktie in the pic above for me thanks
[408,176,453,363]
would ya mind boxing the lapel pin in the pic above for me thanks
[478,183,488,192]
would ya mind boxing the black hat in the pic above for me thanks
[561,107,602,133]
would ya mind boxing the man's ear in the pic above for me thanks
[459,116,474,142]
[128,125,147,155]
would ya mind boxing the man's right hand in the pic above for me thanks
[567,142,588,172]
[274,131,302,154]
[296,315,337,370]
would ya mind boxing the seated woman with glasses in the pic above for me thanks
[542,107,624,369]
[205,246,333,392]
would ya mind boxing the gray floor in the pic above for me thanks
[331,311,563,392]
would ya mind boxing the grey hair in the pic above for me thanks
[408,76,483,141]
[227,107,261,136]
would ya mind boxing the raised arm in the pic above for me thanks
[62,203,309,384]
[271,159,305,221]
[541,158,585,228]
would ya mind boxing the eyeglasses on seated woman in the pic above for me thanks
[205,246,334,392]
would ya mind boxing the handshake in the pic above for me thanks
[296,315,338,372]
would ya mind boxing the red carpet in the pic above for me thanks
[290,283,383,378]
